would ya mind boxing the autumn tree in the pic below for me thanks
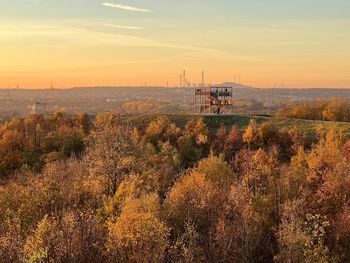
[178,118,209,167]
[168,221,206,263]
[85,124,134,195]
[106,194,169,263]
[259,121,279,146]
[332,205,350,261]
[304,130,350,217]
[165,171,218,232]
[145,116,180,148]
[210,182,267,262]
[342,139,350,161]
[223,125,243,161]
[196,155,233,187]
[242,119,260,149]
[211,125,227,156]
[0,212,24,263]
[24,212,104,263]
[275,199,308,263]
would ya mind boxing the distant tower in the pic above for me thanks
[201,71,205,87]
[6,85,10,105]
[180,74,183,88]
[49,81,54,100]
[183,70,186,87]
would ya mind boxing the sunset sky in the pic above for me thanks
[0,0,349,88]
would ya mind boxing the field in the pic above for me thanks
[124,114,350,136]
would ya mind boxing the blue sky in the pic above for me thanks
[2,0,349,19]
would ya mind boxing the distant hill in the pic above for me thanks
[217,82,254,89]
[1,86,350,117]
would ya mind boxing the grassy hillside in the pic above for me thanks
[123,114,350,136]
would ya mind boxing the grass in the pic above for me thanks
[123,114,350,137]
[267,117,350,136]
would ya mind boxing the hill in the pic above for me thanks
[2,87,350,117]
[124,114,350,136]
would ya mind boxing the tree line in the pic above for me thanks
[276,98,350,122]
[1,113,350,262]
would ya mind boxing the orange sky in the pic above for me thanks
[0,0,349,88]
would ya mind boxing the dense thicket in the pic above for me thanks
[0,112,89,180]
[1,113,350,262]
[276,98,350,122]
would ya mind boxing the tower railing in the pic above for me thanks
[194,87,233,115]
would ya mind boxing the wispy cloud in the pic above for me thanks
[0,21,231,65]
[104,24,143,30]
[102,2,151,12]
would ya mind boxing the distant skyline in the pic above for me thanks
[0,0,350,88]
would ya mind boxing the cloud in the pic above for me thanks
[0,21,231,64]
[102,2,151,12]
[104,24,143,30]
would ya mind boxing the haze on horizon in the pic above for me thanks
[0,0,349,89]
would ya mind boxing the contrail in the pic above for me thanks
[102,2,151,12]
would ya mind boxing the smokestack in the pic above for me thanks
[183,70,186,87]
[202,71,205,87]
[180,74,183,88]
[49,81,53,100]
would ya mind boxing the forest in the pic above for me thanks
[1,112,350,262]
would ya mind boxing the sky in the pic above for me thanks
[0,0,349,88]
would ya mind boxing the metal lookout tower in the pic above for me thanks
[194,86,233,115]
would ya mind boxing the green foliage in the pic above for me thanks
[178,118,209,167]
[259,121,279,145]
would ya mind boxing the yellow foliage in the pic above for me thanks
[196,155,233,186]
[165,171,220,232]
[107,195,169,263]
[243,119,260,148]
